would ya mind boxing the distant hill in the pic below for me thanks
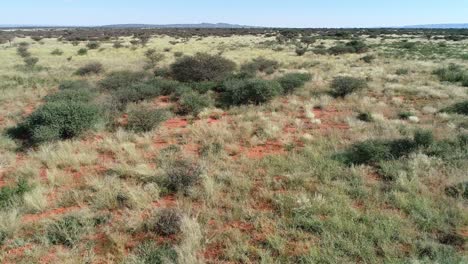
[100,23,258,29]
[402,24,468,29]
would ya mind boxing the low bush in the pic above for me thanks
[240,57,279,76]
[442,101,468,115]
[86,41,100,50]
[340,138,418,165]
[0,180,32,208]
[74,62,103,76]
[170,53,236,82]
[276,73,312,94]
[112,84,160,109]
[24,57,39,68]
[328,40,368,55]
[396,68,409,75]
[45,89,94,103]
[221,78,283,106]
[77,48,88,55]
[295,46,308,56]
[50,49,64,55]
[46,214,90,247]
[330,76,367,98]
[144,49,165,70]
[433,64,467,84]
[165,159,202,194]
[130,242,177,264]
[9,101,100,145]
[126,107,168,133]
[16,46,30,58]
[99,71,147,90]
[59,80,93,90]
[148,208,182,236]
[414,130,434,147]
[361,55,375,63]
[178,91,213,116]
[357,112,373,122]
[445,182,468,200]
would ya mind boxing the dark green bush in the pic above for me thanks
[341,138,417,165]
[442,101,468,115]
[190,81,219,94]
[9,101,100,144]
[46,214,89,247]
[221,78,283,106]
[99,71,147,90]
[433,64,467,83]
[361,55,375,63]
[75,62,103,76]
[445,182,468,200]
[24,57,39,68]
[170,53,236,82]
[145,78,181,96]
[86,41,100,50]
[131,242,177,264]
[149,208,182,236]
[240,57,279,76]
[357,112,373,122]
[51,49,64,55]
[59,80,93,90]
[178,91,213,116]
[0,179,32,208]
[77,48,88,55]
[45,89,94,103]
[328,40,368,55]
[396,68,409,75]
[330,76,367,98]
[414,130,434,147]
[126,107,168,133]
[165,159,202,194]
[276,73,312,94]
[295,46,308,56]
[112,83,161,109]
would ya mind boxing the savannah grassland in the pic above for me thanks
[0,30,467,263]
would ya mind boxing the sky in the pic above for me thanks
[2,0,468,28]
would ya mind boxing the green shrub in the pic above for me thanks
[99,71,147,90]
[144,49,165,69]
[45,89,94,103]
[145,78,181,96]
[328,40,368,55]
[295,46,308,56]
[77,48,88,55]
[16,46,31,58]
[86,41,100,50]
[148,208,182,236]
[445,182,468,200]
[398,111,414,120]
[414,130,434,147]
[178,91,213,116]
[0,180,32,208]
[396,68,409,75]
[330,76,367,98]
[240,57,279,76]
[112,84,161,109]
[46,214,90,247]
[170,53,236,82]
[126,107,168,133]
[130,242,177,264]
[190,81,219,94]
[357,112,373,122]
[221,78,283,106]
[341,138,417,165]
[433,64,467,83]
[442,101,468,115]
[9,101,100,144]
[276,73,312,94]
[361,55,375,63]
[51,48,64,55]
[113,41,123,49]
[75,62,103,76]
[59,80,93,90]
[24,57,39,68]
[165,159,202,194]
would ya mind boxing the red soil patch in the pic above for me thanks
[153,96,173,108]
[163,118,188,129]
[22,206,81,223]
[312,107,350,130]
[152,195,177,208]
[203,242,224,262]
[246,141,284,158]
[2,244,34,262]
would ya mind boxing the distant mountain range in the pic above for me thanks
[0,23,467,29]
[402,24,468,29]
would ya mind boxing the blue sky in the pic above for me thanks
[2,0,467,27]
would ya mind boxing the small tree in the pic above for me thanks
[144,49,165,70]
[24,57,39,69]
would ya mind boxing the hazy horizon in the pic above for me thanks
[3,0,468,28]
